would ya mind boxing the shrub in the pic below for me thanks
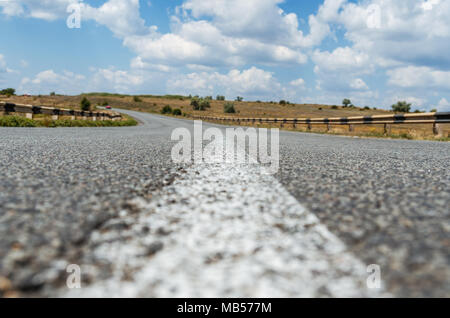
[331,105,339,109]
[224,102,236,114]
[133,96,142,102]
[191,97,200,110]
[392,101,411,113]
[80,97,91,111]
[279,100,286,105]
[191,97,210,111]
[216,95,225,101]
[342,98,352,107]
[199,99,210,110]
[161,105,173,114]
[102,101,109,106]
[0,116,37,127]
[50,92,56,96]
[172,108,182,116]
[430,109,437,113]
[235,96,244,102]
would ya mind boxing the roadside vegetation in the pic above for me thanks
[0,115,137,128]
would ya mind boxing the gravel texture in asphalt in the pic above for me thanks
[0,110,448,297]
[276,132,450,297]
[0,112,189,296]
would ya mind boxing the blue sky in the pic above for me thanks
[0,0,449,111]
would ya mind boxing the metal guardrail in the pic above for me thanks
[194,112,450,135]
[0,102,122,121]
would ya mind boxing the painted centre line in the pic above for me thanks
[64,152,388,297]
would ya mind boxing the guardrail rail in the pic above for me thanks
[0,102,122,121]
[194,112,450,136]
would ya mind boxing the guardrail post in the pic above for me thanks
[52,110,59,120]
[433,123,443,136]
[384,123,391,135]
[327,124,331,132]
[307,122,312,131]
[0,102,13,116]
[349,124,354,132]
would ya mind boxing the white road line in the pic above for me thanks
[64,154,388,297]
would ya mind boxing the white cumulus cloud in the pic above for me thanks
[167,67,282,99]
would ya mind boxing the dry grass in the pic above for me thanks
[3,94,449,140]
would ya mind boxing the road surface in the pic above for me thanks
[0,109,448,297]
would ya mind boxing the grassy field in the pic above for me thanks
[2,94,448,139]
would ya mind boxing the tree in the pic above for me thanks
[430,109,437,113]
[279,100,287,105]
[50,92,56,96]
[1,88,16,97]
[235,96,244,102]
[216,95,225,101]
[391,101,411,113]
[224,102,236,114]
[80,97,91,111]
[342,98,351,107]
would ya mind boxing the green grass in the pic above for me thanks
[0,115,138,128]
[0,116,38,127]
[434,136,450,142]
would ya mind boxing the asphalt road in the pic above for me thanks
[0,109,448,297]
